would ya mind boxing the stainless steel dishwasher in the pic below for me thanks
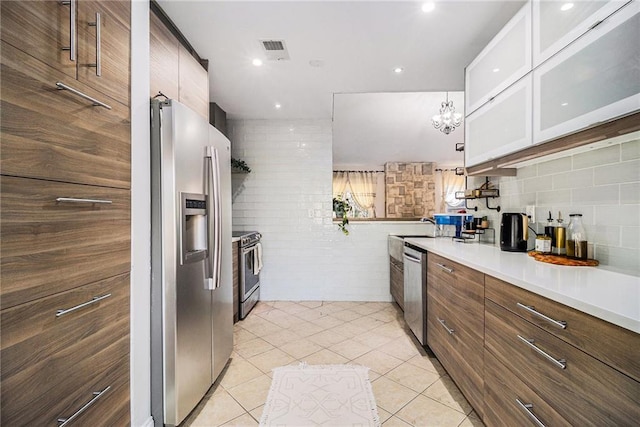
[403,244,426,345]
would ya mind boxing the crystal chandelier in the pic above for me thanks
[432,93,462,135]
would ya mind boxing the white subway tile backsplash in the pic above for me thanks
[593,246,640,276]
[621,183,640,205]
[620,227,640,249]
[537,189,571,205]
[594,160,640,185]
[517,164,538,178]
[586,225,621,247]
[572,145,620,170]
[572,185,619,206]
[595,205,639,226]
[524,175,553,193]
[621,139,640,161]
[537,157,572,176]
[552,169,593,190]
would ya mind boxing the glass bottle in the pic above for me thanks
[553,211,566,255]
[567,214,588,259]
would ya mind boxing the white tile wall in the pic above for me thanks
[469,137,640,276]
[229,119,430,301]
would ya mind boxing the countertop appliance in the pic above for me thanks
[500,212,529,252]
[233,231,262,319]
[150,99,233,427]
[403,244,427,345]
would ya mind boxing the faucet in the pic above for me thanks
[420,217,436,224]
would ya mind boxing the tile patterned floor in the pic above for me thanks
[182,301,484,427]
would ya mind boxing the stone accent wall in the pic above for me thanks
[385,162,436,218]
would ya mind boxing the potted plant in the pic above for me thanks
[332,196,352,235]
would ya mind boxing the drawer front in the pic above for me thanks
[0,176,130,309]
[485,299,640,425]
[0,41,131,189]
[486,275,640,382]
[427,291,484,416]
[390,257,404,310]
[1,273,130,426]
[484,352,571,427]
[427,253,484,342]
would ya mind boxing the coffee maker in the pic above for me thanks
[500,212,529,252]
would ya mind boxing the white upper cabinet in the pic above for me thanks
[533,1,640,144]
[465,3,532,116]
[465,75,533,167]
[533,0,631,67]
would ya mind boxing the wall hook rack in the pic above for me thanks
[456,176,501,212]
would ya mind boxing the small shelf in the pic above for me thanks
[453,227,496,244]
[455,189,500,199]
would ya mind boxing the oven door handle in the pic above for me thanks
[205,146,222,290]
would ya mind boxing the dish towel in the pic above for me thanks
[253,243,263,274]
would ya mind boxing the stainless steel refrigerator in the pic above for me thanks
[150,99,233,427]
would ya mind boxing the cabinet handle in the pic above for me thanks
[56,197,113,204]
[437,318,455,335]
[56,293,111,317]
[515,398,546,427]
[60,0,77,61]
[57,386,110,426]
[403,253,421,264]
[517,335,566,370]
[88,12,102,76]
[435,263,453,273]
[55,82,112,109]
[516,303,567,329]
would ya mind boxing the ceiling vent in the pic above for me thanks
[260,39,290,61]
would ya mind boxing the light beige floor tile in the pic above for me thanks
[301,348,349,365]
[261,329,301,347]
[220,357,264,389]
[458,410,484,427]
[237,317,282,337]
[377,335,423,361]
[373,323,409,339]
[249,301,275,315]
[249,404,264,423]
[352,303,382,316]
[353,350,404,375]
[307,328,349,347]
[288,320,325,337]
[368,308,402,323]
[330,321,370,338]
[349,316,386,332]
[233,328,258,346]
[314,303,346,314]
[326,301,363,309]
[277,302,309,315]
[296,307,330,321]
[226,374,273,411]
[234,337,275,359]
[247,348,296,374]
[383,415,413,426]
[298,300,323,308]
[278,338,324,359]
[190,389,246,427]
[256,309,299,329]
[396,395,467,427]
[329,339,372,360]
[354,331,395,349]
[367,369,381,382]
[406,354,446,375]
[422,375,473,415]
[377,406,393,423]
[220,412,258,426]
[371,376,419,414]
[385,362,441,393]
[312,314,344,330]
[331,309,364,322]
[271,301,299,310]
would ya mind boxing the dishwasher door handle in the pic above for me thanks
[403,253,422,263]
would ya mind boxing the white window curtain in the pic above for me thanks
[347,171,377,218]
[439,170,465,212]
[332,171,349,198]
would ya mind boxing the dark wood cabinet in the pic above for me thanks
[389,256,404,310]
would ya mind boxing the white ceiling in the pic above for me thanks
[156,1,525,166]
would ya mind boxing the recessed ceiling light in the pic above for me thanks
[252,58,263,67]
[275,103,282,109]
[394,67,404,73]
[561,102,569,106]
[422,2,435,13]
[560,3,574,11]
[492,68,500,73]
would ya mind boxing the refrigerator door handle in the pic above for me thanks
[205,146,222,290]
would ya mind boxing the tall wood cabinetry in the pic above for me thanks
[0,1,131,425]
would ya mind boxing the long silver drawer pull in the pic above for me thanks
[55,82,112,109]
[516,303,567,329]
[517,335,566,370]
[57,386,111,426]
[60,0,77,61]
[88,12,101,76]
[515,398,546,427]
[438,318,454,335]
[435,263,453,273]
[403,253,421,263]
[56,197,112,204]
[56,294,111,317]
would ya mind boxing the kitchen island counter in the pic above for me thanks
[404,238,640,334]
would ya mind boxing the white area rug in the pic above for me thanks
[259,363,380,427]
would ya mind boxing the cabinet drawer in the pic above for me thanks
[390,257,404,310]
[1,273,130,426]
[0,176,130,310]
[0,41,130,189]
[485,299,640,425]
[427,295,484,416]
[484,352,570,427]
[485,275,640,382]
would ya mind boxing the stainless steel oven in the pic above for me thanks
[234,231,262,319]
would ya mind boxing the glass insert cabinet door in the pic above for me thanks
[533,0,630,67]
[465,74,533,167]
[533,2,640,145]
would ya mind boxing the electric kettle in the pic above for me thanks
[500,212,529,252]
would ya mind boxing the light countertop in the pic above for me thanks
[231,236,241,243]
[404,238,640,334]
